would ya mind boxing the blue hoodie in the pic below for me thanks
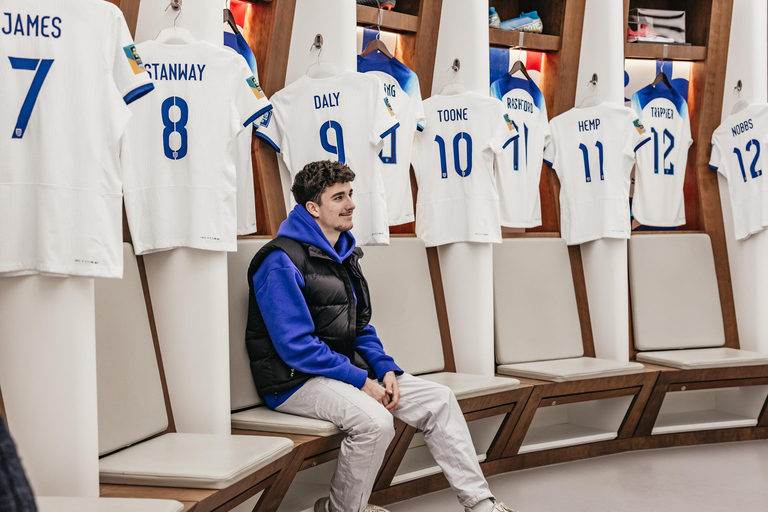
[253,205,403,409]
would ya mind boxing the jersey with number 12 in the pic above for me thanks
[543,103,651,245]
[709,104,768,240]
[0,0,153,277]
[631,84,693,227]
[411,91,518,247]
[120,40,270,255]
[255,71,399,246]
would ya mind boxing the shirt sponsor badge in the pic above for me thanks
[123,44,147,75]
[247,76,266,99]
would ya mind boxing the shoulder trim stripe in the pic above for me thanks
[634,136,651,152]
[244,105,273,128]
[255,130,280,153]
[124,83,154,105]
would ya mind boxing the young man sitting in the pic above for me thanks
[246,160,518,512]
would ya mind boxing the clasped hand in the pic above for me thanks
[362,371,400,411]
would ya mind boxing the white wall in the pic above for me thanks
[431,0,495,375]
[717,0,768,354]
[0,278,99,496]
[134,2,233,434]
[574,0,629,360]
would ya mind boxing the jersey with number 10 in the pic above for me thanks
[358,53,426,226]
[1,0,153,277]
[709,104,768,240]
[411,91,518,247]
[255,71,400,246]
[121,40,270,255]
[490,75,551,228]
[543,103,651,245]
[631,84,693,227]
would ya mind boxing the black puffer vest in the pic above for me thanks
[245,237,375,397]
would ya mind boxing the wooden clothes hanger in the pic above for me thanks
[651,70,673,89]
[360,2,393,59]
[224,8,239,35]
[509,59,533,81]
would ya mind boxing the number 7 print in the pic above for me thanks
[10,57,54,139]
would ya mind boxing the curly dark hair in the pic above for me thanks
[291,160,356,206]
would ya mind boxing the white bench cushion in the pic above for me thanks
[232,407,341,436]
[629,234,725,351]
[418,372,520,400]
[360,239,445,375]
[229,239,270,411]
[497,357,645,382]
[96,244,168,456]
[99,433,293,490]
[37,497,183,512]
[493,238,584,364]
[635,347,768,370]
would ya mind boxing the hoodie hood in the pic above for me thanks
[277,205,357,263]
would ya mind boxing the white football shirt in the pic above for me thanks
[709,104,768,240]
[358,53,426,226]
[631,84,693,227]
[255,71,400,246]
[543,103,651,245]
[490,74,551,228]
[0,0,153,277]
[411,91,518,247]
[224,28,261,235]
[121,40,270,255]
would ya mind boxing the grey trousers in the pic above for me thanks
[276,373,493,512]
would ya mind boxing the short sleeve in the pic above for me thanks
[543,121,556,168]
[488,102,519,155]
[254,99,284,156]
[370,78,400,146]
[683,103,694,148]
[232,59,272,131]
[111,9,153,104]
[626,114,651,155]
[709,138,722,174]
[540,97,551,150]
[411,85,427,132]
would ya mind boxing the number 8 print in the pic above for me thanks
[161,96,189,160]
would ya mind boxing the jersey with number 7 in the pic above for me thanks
[255,71,400,246]
[1,0,153,277]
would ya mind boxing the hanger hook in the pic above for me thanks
[735,79,743,96]
[310,34,323,66]
[165,0,182,28]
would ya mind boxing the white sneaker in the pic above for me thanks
[465,501,521,512]
[314,497,391,512]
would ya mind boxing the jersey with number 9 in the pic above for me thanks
[0,0,154,277]
[120,40,270,255]
[255,71,400,246]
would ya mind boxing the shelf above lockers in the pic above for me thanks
[625,42,707,61]
[356,5,419,33]
[489,28,561,52]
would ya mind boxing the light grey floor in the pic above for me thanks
[387,441,768,512]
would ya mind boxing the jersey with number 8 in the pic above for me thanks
[411,91,518,247]
[255,71,399,246]
[0,0,153,277]
[709,104,768,240]
[120,40,270,255]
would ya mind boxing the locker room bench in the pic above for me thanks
[492,237,658,457]
[36,497,183,512]
[628,234,768,437]
[96,244,294,512]
[228,237,529,509]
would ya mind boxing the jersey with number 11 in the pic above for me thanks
[544,103,651,245]
[120,40,270,255]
